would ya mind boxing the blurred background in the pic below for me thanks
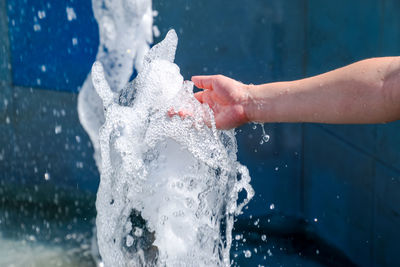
[0,0,399,266]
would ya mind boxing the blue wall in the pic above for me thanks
[1,0,400,266]
[303,1,400,266]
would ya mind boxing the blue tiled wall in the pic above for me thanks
[7,0,98,92]
[302,0,400,265]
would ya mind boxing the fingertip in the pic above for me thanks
[194,91,204,103]
[191,76,202,88]
[190,75,215,90]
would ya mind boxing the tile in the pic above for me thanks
[303,124,374,266]
[306,0,381,76]
[0,124,16,183]
[376,121,400,171]
[373,163,400,266]
[381,0,400,55]
[320,124,376,155]
[0,84,13,122]
[0,0,11,84]
[154,0,306,83]
[236,123,302,217]
[7,0,98,92]
[11,87,99,193]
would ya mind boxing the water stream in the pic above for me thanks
[92,30,254,266]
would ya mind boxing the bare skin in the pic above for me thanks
[192,57,400,130]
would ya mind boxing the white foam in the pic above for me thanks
[77,0,154,168]
[94,30,254,267]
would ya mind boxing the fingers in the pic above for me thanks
[167,107,177,118]
[167,107,193,120]
[194,91,204,103]
[191,75,219,90]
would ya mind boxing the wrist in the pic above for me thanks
[244,81,296,123]
[243,83,270,123]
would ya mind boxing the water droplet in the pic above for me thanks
[37,10,46,19]
[269,203,275,210]
[44,172,50,181]
[66,7,77,21]
[33,24,41,31]
[267,249,272,256]
[55,125,62,134]
[244,250,252,258]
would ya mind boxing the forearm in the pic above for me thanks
[245,57,400,124]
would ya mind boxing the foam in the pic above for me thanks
[93,30,254,267]
[77,0,154,168]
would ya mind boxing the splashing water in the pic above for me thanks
[78,0,154,168]
[93,30,254,266]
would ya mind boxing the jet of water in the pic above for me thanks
[93,30,254,267]
[77,0,154,169]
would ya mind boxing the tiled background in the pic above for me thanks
[1,0,399,266]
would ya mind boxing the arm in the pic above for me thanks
[192,57,400,129]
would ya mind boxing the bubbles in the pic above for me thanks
[77,0,154,169]
[94,30,254,267]
[126,235,134,247]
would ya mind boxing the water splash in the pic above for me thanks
[93,30,254,266]
[77,0,154,168]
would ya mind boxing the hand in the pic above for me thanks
[192,75,251,130]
